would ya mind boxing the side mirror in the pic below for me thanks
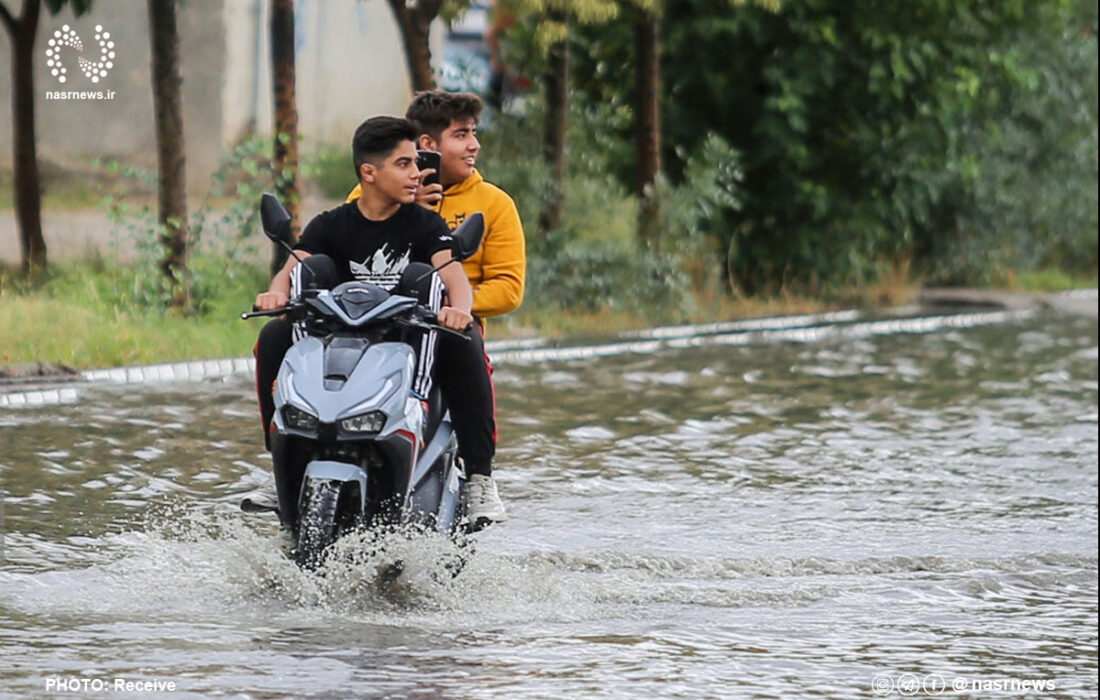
[260,193,292,243]
[451,212,484,261]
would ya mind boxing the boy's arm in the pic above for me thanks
[254,252,311,310]
[431,249,474,331]
[472,196,526,318]
[256,209,327,310]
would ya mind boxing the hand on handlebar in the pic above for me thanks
[254,291,288,311]
[435,306,472,332]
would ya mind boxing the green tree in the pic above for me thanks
[631,1,661,246]
[376,0,475,91]
[0,0,93,276]
[539,6,569,234]
[930,0,1098,283]
[148,0,189,310]
[571,0,1094,292]
[385,0,442,90]
[270,0,299,276]
[498,0,618,233]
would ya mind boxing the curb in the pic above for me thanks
[82,357,255,385]
[489,309,1034,365]
[0,339,543,409]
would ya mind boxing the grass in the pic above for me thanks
[0,295,258,368]
[995,268,1099,293]
[0,258,264,369]
[0,257,839,370]
[0,165,154,211]
[0,258,1092,372]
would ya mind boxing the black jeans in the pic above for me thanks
[433,323,496,476]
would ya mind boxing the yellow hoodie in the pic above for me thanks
[347,169,525,319]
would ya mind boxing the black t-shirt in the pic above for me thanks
[294,202,453,289]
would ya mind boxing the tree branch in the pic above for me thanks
[417,0,443,23]
[0,1,18,34]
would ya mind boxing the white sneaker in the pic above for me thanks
[241,490,280,514]
[277,527,297,557]
[465,474,507,530]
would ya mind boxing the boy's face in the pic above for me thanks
[361,140,421,205]
[422,117,480,187]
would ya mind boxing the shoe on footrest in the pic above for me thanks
[241,490,280,514]
[465,474,507,531]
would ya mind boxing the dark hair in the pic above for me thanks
[405,91,483,139]
[351,116,419,180]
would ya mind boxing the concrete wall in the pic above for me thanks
[0,0,429,193]
[220,0,431,150]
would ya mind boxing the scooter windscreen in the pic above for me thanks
[329,281,391,320]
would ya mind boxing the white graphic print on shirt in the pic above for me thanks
[348,244,411,289]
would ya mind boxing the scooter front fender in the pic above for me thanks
[303,460,367,513]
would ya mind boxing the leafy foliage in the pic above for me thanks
[497,0,620,52]
[560,0,1098,293]
[478,100,743,317]
[302,144,354,201]
[96,137,288,314]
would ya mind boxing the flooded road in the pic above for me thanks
[1,311,1096,698]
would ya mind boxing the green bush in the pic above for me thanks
[479,102,724,319]
[561,0,1098,292]
[302,143,354,201]
[97,136,281,315]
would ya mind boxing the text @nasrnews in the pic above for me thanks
[872,672,1057,695]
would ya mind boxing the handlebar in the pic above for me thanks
[241,300,305,320]
[399,314,472,342]
[241,302,470,341]
[241,306,288,320]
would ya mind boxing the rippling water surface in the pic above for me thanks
[1,312,1097,698]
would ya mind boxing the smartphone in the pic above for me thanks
[416,149,441,187]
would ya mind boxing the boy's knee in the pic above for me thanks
[257,318,293,359]
[298,254,339,290]
[397,262,436,305]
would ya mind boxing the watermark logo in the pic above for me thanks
[45,24,115,85]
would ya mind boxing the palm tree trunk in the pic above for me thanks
[270,0,300,275]
[1,0,48,276]
[385,0,441,91]
[538,13,569,235]
[634,10,662,249]
[148,0,190,310]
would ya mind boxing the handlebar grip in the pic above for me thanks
[436,324,471,341]
[399,315,471,341]
[418,309,473,341]
[241,307,287,320]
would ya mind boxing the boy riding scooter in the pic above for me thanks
[253,116,503,531]
[346,91,526,527]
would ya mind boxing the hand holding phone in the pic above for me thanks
[416,149,441,187]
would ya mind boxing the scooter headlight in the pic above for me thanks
[340,410,386,434]
[283,404,319,432]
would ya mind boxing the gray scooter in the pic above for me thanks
[243,194,484,568]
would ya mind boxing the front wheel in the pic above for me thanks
[295,479,354,569]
